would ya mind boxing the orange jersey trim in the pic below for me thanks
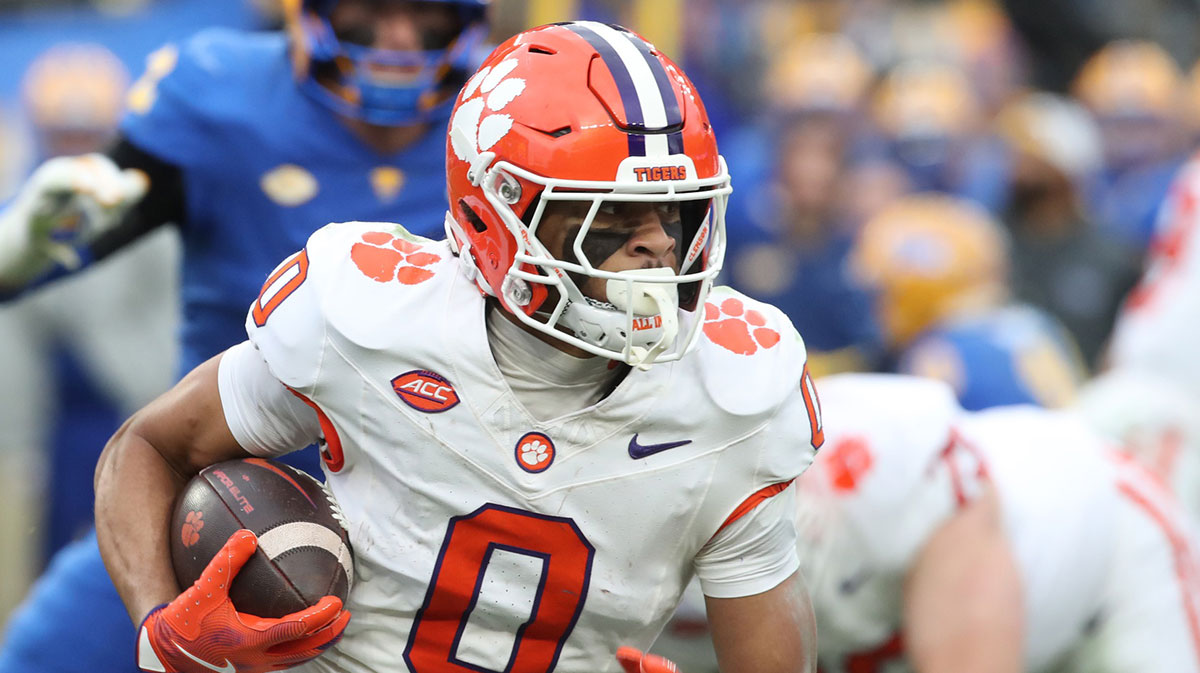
[717,480,795,533]
[1117,479,1200,668]
[287,388,345,472]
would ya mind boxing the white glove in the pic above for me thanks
[0,153,148,285]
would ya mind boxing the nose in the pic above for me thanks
[625,211,678,268]
[373,7,423,52]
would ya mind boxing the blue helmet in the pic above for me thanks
[285,0,489,126]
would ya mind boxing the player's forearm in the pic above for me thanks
[94,419,189,625]
[707,573,817,673]
[904,491,1023,673]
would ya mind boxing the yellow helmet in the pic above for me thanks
[766,34,873,114]
[1072,39,1183,119]
[21,43,130,133]
[872,59,979,140]
[850,193,1009,347]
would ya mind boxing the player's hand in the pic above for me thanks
[0,153,148,285]
[617,646,681,673]
[137,529,351,673]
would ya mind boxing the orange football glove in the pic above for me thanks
[617,646,681,673]
[137,529,350,673]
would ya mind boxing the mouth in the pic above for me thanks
[363,62,423,84]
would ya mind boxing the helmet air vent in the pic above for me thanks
[458,199,488,233]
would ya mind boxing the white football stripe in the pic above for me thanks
[644,134,669,156]
[258,522,354,588]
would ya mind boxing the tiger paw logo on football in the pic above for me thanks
[450,57,526,162]
[181,510,204,548]
[703,297,781,355]
[351,231,441,285]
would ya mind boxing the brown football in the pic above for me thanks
[170,457,353,618]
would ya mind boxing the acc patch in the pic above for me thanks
[261,164,318,207]
[391,370,459,413]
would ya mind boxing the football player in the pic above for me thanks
[0,2,489,672]
[1075,368,1200,524]
[94,21,822,673]
[849,192,1088,410]
[0,42,178,618]
[1106,149,1200,401]
[1072,40,1189,252]
[799,373,1200,673]
[720,34,886,378]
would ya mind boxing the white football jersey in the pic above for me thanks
[221,222,821,673]
[801,374,1200,673]
[1108,154,1200,399]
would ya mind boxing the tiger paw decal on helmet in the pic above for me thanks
[450,57,526,162]
[351,231,441,285]
[703,297,781,355]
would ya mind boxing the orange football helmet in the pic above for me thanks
[444,22,731,367]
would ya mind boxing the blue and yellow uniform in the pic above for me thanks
[0,21,471,672]
[123,29,451,369]
[897,305,1085,410]
[849,193,1087,412]
[723,223,883,375]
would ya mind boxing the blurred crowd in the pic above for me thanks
[3,0,1200,628]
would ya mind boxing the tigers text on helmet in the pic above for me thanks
[442,21,731,369]
[283,0,488,126]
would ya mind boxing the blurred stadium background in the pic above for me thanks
[2,0,1200,632]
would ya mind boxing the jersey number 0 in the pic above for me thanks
[404,504,596,673]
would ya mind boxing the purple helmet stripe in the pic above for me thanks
[618,26,683,128]
[668,132,684,155]
[564,23,647,157]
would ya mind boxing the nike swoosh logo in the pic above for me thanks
[173,642,237,673]
[628,434,693,459]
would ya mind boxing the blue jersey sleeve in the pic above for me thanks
[119,28,257,169]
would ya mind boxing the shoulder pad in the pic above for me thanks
[803,373,962,565]
[694,286,808,416]
[245,221,453,390]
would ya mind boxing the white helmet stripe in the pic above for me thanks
[574,21,673,158]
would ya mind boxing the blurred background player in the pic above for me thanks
[861,59,1010,214]
[721,34,886,376]
[1073,39,1191,254]
[0,41,179,627]
[993,91,1141,368]
[848,192,1087,410]
[0,1,491,671]
[1075,368,1200,524]
[798,373,1200,673]
[1098,144,1200,518]
[1107,147,1200,401]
